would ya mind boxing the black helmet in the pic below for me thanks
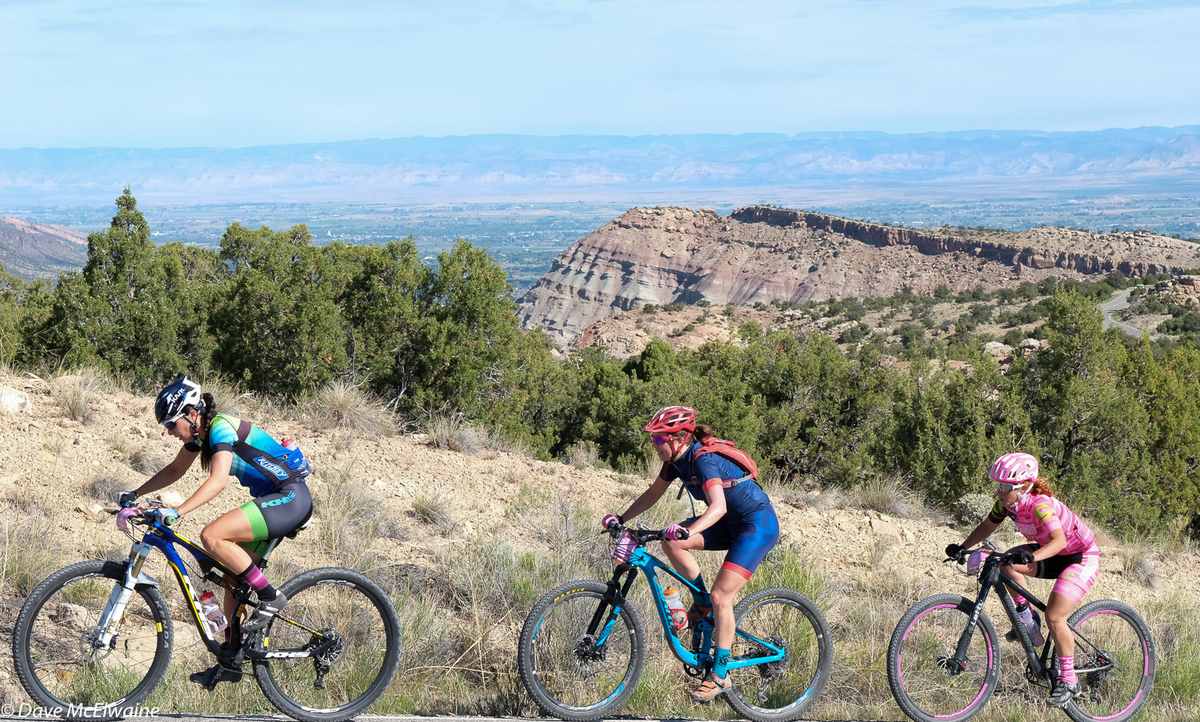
[155,375,203,425]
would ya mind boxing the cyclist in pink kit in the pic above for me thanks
[945,452,1100,708]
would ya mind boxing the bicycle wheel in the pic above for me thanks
[517,580,646,722]
[12,560,174,720]
[1060,599,1156,722]
[887,593,1001,722]
[252,567,402,722]
[723,587,832,722]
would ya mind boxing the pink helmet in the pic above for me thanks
[989,452,1038,483]
[644,406,696,434]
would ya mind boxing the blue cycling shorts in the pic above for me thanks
[689,504,780,580]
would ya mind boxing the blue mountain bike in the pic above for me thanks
[516,522,833,722]
[12,504,401,722]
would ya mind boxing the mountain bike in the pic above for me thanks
[12,503,402,722]
[516,522,833,722]
[886,544,1155,722]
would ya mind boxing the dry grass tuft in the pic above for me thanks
[845,475,927,519]
[304,380,395,435]
[810,486,848,512]
[51,368,109,424]
[422,415,522,456]
[314,462,394,570]
[126,445,168,475]
[84,474,124,502]
[564,440,606,470]
[0,506,60,597]
[411,491,460,535]
[1117,544,1161,588]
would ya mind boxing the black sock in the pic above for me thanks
[258,584,277,602]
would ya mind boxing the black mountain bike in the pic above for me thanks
[517,522,833,722]
[12,504,402,722]
[886,544,1155,722]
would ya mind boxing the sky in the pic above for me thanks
[1,0,1198,148]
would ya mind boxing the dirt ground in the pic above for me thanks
[1,367,1197,711]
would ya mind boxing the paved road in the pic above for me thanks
[0,710,892,714]
[1099,289,1145,337]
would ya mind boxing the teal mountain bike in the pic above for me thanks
[12,503,401,722]
[517,522,833,722]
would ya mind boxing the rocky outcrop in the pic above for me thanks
[0,217,88,280]
[517,205,1200,347]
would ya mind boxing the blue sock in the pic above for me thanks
[690,574,710,607]
[713,647,731,678]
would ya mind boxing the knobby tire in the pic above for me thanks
[517,580,646,722]
[12,560,174,720]
[887,593,1001,722]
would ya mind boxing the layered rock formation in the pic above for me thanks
[517,205,1200,347]
[0,217,88,280]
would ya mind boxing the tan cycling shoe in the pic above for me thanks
[690,672,732,702]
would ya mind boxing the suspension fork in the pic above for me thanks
[587,564,639,646]
[92,542,154,649]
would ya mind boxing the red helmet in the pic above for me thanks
[644,406,696,434]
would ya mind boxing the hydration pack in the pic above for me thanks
[691,438,758,485]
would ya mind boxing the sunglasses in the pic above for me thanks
[995,481,1020,493]
[164,417,187,431]
[651,436,671,445]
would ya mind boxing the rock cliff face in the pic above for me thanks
[0,217,88,280]
[517,205,1200,347]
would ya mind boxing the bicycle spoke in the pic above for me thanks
[14,561,173,717]
[1066,602,1155,722]
[518,581,645,720]
[257,579,392,712]
[889,596,998,722]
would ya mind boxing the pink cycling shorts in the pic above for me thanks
[1049,548,1100,604]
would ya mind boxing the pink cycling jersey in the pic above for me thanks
[989,493,1096,554]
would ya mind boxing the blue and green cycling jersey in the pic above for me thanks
[185,413,311,498]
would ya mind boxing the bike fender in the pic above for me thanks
[134,571,163,588]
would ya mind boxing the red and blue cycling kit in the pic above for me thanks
[661,442,779,580]
[989,493,1099,603]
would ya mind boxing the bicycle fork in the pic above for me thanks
[92,542,162,650]
[585,565,639,650]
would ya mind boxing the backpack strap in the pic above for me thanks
[691,438,759,483]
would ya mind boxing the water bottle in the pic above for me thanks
[200,591,228,633]
[1017,605,1044,647]
[664,587,688,633]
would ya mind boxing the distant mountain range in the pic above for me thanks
[3,128,1200,206]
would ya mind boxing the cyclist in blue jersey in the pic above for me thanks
[117,376,313,689]
[601,406,779,703]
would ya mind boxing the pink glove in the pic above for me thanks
[601,514,622,530]
[116,507,140,532]
[663,524,689,541]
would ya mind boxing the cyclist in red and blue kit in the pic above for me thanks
[601,406,779,703]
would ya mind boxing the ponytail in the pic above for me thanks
[1027,476,1054,497]
[692,423,715,443]
[198,392,217,472]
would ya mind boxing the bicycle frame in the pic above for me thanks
[946,551,1114,685]
[592,535,786,675]
[96,516,332,667]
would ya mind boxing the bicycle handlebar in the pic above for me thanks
[604,521,690,542]
[945,545,1018,567]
